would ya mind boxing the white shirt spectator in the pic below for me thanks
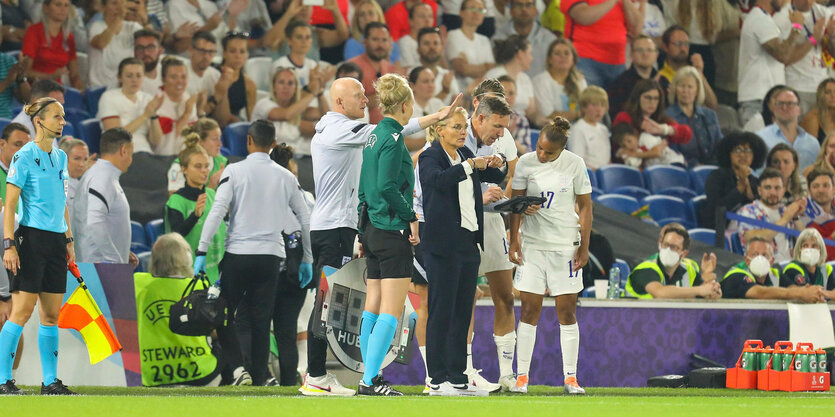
[408,97,445,141]
[252,97,311,155]
[167,0,227,54]
[738,7,785,103]
[532,71,587,119]
[432,66,461,103]
[567,118,610,169]
[155,92,198,156]
[485,65,533,115]
[445,29,495,92]
[97,88,155,153]
[88,20,143,88]
[273,56,319,87]
[773,4,831,94]
[141,61,163,96]
[187,64,220,96]
[398,35,420,69]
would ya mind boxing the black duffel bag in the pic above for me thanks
[169,273,228,336]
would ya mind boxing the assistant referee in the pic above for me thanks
[0,97,76,395]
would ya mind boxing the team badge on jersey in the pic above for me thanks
[366,134,377,148]
[392,133,400,142]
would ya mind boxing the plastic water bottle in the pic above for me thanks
[607,267,620,299]
[288,232,299,249]
[207,280,221,300]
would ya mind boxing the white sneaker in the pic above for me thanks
[429,381,456,396]
[231,367,252,386]
[509,374,528,393]
[498,374,517,392]
[563,376,586,395]
[467,369,501,393]
[299,373,356,396]
[451,382,489,397]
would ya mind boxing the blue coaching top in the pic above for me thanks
[6,142,69,233]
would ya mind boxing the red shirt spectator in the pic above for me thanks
[384,0,438,41]
[349,53,396,123]
[561,0,632,66]
[311,0,349,25]
[22,22,77,81]
[613,112,692,144]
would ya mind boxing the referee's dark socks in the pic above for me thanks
[361,313,398,385]
[0,322,23,382]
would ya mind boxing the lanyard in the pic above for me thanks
[790,4,816,38]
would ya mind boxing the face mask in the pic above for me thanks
[748,255,772,277]
[658,246,681,268]
[800,248,820,266]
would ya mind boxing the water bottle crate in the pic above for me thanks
[727,340,831,392]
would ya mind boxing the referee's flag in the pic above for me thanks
[57,262,122,364]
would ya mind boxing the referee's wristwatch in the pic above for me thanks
[3,238,14,251]
[66,237,74,244]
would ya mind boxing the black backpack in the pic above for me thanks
[169,273,228,336]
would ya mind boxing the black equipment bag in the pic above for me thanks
[169,273,229,336]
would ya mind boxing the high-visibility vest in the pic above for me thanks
[781,261,833,287]
[721,261,779,287]
[624,256,700,299]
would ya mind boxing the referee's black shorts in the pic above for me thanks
[360,222,412,280]
[411,222,427,285]
[10,226,68,294]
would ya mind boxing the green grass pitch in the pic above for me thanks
[3,386,834,417]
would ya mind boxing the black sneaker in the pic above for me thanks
[260,377,279,386]
[0,379,22,395]
[371,374,391,386]
[357,380,403,396]
[41,379,77,395]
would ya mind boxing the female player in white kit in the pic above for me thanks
[507,116,592,395]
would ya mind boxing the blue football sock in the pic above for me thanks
[359,311,378,365]
[39,324,59,385]
[362,313,397,385]
[0,322,23,383]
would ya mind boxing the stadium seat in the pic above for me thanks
[131,220,147,246]
[730,232,744,254]
[716,104,741,131]
[61,122,75,138]
[12,97,22,114]
[0,118,11,133]
[64,87,85,112]
[643,165,691,194]
[136,251,152,273]
[688,228,717,246]
[656,187,698,202]
[596,165,645,193]
[529,129,540,150]
[144,219,164,245]
[591,187,602,201]
[587,168,598,188]
[131,242,151,254]
[644,195,691,228]
[689,165,717,194]
[596,194,640,214]
[245,57,273,92]
[224,122,250,157]
[688,195,706,225]
[78,119,102,155]
[85,85,107,116]
[609,186,650,202]
[220,146,231,156]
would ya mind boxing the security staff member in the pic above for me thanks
[721,236,824,301]
[195,120,313,387]
[301,77,460,396]
[72,128,137,267]
[624,223,721,299]
[0,97,75,395]
[420,103,506,396]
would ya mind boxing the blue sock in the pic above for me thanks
[0,322,23,383]
[359,311,378,365]
[362,313,397,385]
[38,324,58,385]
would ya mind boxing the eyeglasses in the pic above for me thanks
[732,147,753,154]
[192,47,217,56]
[134,44,159,52]
[466,7,487,14]
[775,101,799,108]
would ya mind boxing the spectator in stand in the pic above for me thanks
[781,228,835,298]
[757,87,820,172]
[167,118,226,194]
[567,86,610,170]
[744,84,788,133]
[766,143,807,204]
[737,0,817,127]
[656,25,718,110]
[613,122,658,169]
[396,3,435,69]
[733,168,806,262]
[187,31,220,97]
[99,57,163,154]
[268,0,349,62]
[442,0,498,37]
[87,0,142,88]
[494,0,558,77]
[701,131,767,228]
[405,66,445,151]
[446,0,495,95]
[21,0,83,89]
[10,79,63,136]
[800,78,835,144]
[0,123,30,204]
[665,66,722,167]
[348,22,396,123]
[417,27,460,102]
[210,31,256,127]
[607,34,657,119]
[133,29,163,96]
[0,53,31,119]
[156,57,202,156]
[385,0,437,42]
[1,0,30,51]
[485,35,536,122]
[57,137,89,216]
[796,170,835,261]
[166,0,248,54]
[613,79,692,158]
[345,0,400,63]
[498,75,531,154]
[273,21,337,89]
[533,38,587,125]
[252,67,328,192]
[773,0,832,113]
[804,132,835,177]
[560,0,644,88]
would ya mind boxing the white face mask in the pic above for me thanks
[748,255,772,277]
[658,246,681,268]
[800,248,821,266]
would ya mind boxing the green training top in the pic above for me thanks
[164,185,225,283]
[358,117,417,231]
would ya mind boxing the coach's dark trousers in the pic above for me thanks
[425,230,481,385]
